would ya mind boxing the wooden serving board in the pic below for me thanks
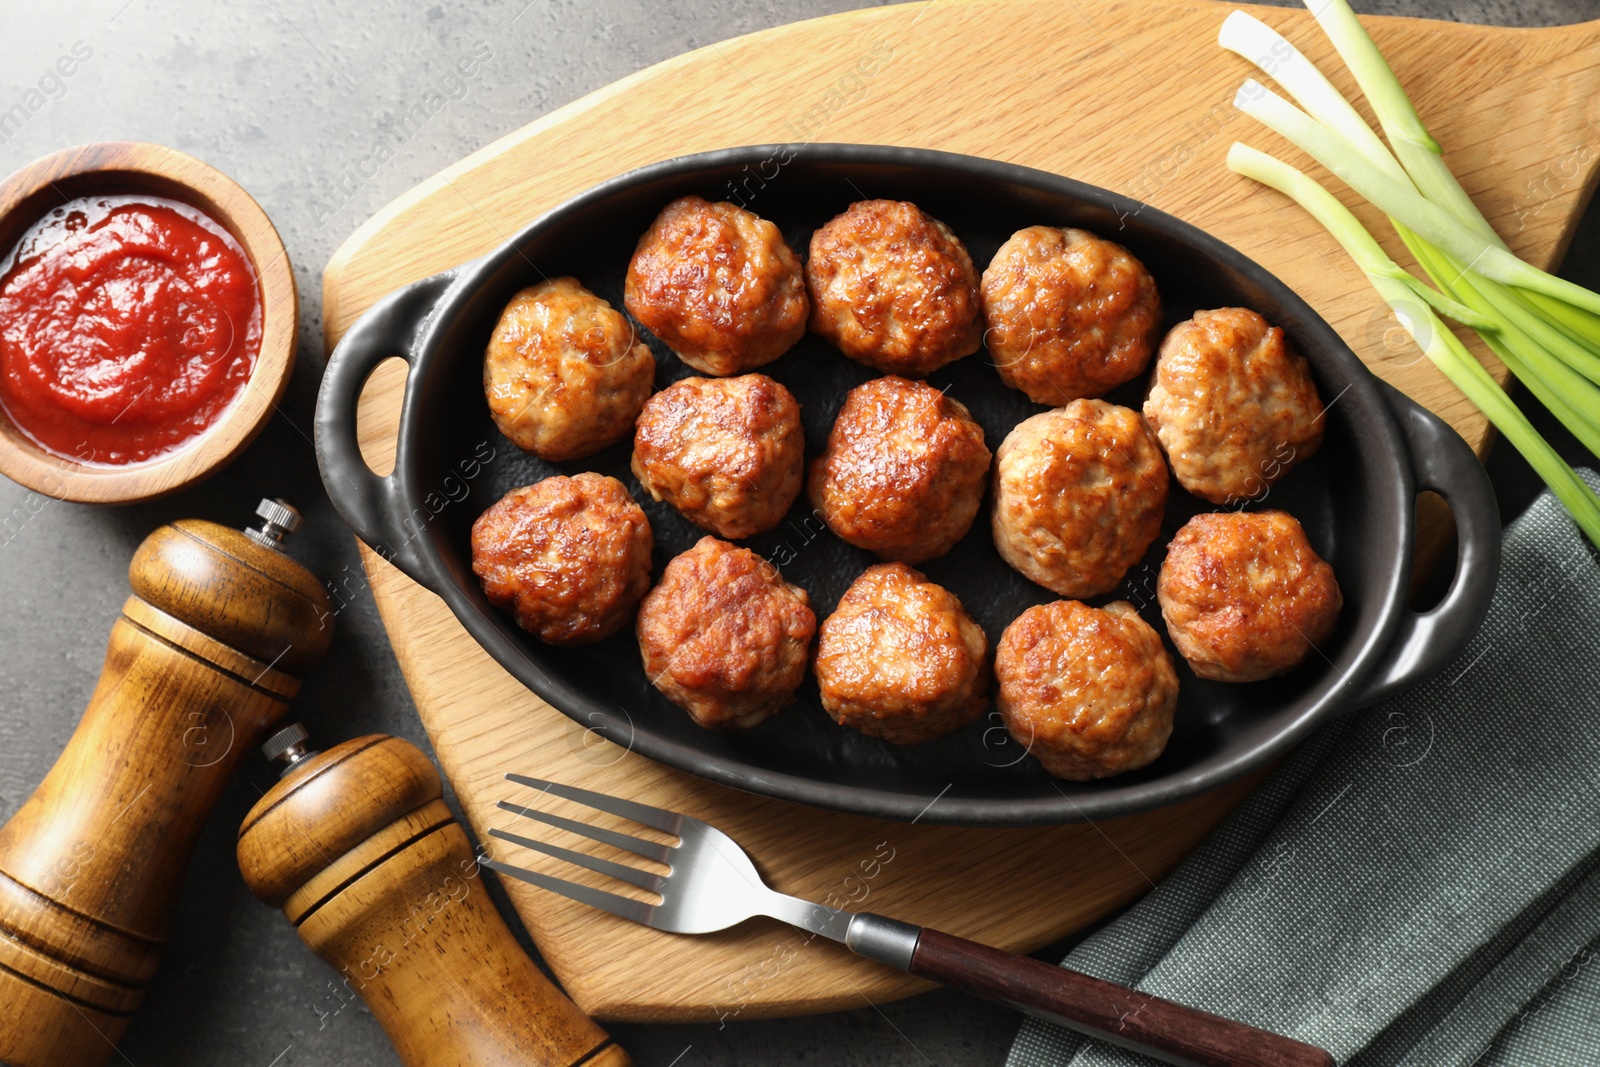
[321,0,1600,1023]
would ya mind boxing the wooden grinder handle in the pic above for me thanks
[0,511,334,1067]
[237,734,629,1067]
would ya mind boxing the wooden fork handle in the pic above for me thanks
[907,927,1334,1067]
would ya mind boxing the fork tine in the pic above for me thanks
[496,800,676,864]
[505,773,683,834]
[481,858,656,927]
[488,828,667,892]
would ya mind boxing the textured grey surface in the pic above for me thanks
[0,0,1594,1064]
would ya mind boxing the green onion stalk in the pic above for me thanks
[1218,4,1600,541]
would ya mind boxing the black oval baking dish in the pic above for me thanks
[316,143,1500,826]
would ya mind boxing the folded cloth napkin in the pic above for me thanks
[1008,472,1600,1067]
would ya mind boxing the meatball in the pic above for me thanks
[624,195,808,376]
[805,200,983,376]
[992,400,1168,599]
[981,226,1161,405]
[815,563,990,745]
[636,536,815,728]
[631,374,804,539]
[995,599,1178,781]
[1158,510,1342,683]
[1143,307,1325,505]
[471,474,653,646]
[809,376,992,563]
[483,277,654,462]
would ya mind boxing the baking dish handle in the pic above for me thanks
[315,268,463,589]
[1355,384,1502,706]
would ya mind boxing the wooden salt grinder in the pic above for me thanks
[236,729,631,1067]
[0,500,334,1067]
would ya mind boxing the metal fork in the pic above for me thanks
[482,775,1333,1067]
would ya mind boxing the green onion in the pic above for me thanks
[1409,246,1600,453]
[1521,289,1600,349]
[1219,2,1600,540]
[1234,81,1600,317]
[1304,0,1498,245]
[1219,11,1407,182]
[1227,145,1600,543]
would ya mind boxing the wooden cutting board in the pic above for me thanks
[321,0,1600,1023]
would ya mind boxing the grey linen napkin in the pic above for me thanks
[1008,472,1600,1067]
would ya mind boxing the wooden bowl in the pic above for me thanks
[0,142,297,504]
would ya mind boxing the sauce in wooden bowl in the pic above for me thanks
[0,194,261,465]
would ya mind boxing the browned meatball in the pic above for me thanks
[631,374,804,539]
[1144,308,1325,505]
[483,277,654,461]
[995,600,1178,780]
[992,400,1168,599]
[1158,510,1342,683]
[814,563,989,744]
[636,536,816,728]
[806,200,983,376]
[808,376,992,563]
[624,196,808,376]
[470,474,653,646]
[981,226,1161,405]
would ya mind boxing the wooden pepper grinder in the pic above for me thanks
[236,728,631,1067]
[0,500,335,1067]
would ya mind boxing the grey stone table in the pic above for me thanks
[0,0,1594,1064]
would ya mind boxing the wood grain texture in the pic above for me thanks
[0,142,298,504]
[238,736,630,1067]
[321,0,1600,1023]
[0,523,333,1067]
[909,927,1334,1067]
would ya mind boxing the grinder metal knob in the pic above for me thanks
[261,722,316,777]
[246,497,304,550]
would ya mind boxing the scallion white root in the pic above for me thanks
[1219,11,1405,182]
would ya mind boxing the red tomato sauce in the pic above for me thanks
[0,195,261,466]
